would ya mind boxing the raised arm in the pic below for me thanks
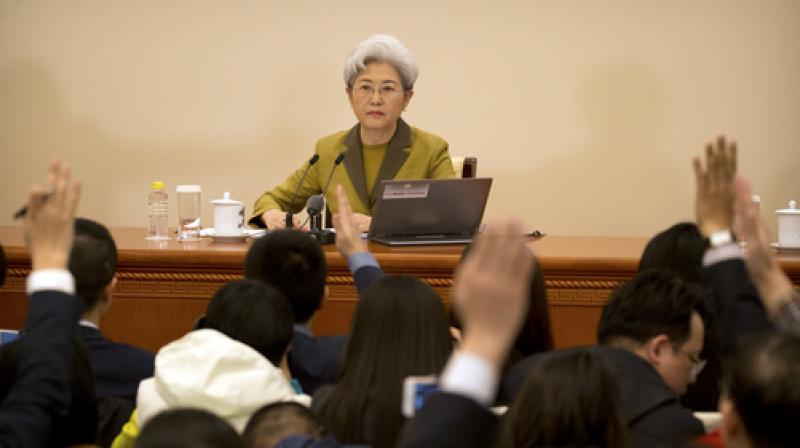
[0,161,83,448]
[733,175,799,329]
[332,184,383,296]
[400,219,534,448]
[693,137,773,354]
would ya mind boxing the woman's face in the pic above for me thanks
[347,61,413,135]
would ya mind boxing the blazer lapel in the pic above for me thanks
[342,124,370,210]
[369,118,412,210]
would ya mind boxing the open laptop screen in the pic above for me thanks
[368,178,492,245]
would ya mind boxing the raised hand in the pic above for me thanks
[24,161,82,270]
[332,184,367,257]
[734,175,794,316]
[453,219,534,365]
[693,136,737,237]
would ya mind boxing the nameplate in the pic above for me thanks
[383,182,430,200]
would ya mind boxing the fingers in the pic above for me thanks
[692,156,704,190]
[336,184,351,214]
[66,181,82,219]
[53,162,71,211]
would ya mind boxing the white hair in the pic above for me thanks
[343,34,418,90]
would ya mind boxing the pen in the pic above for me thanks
[12,189,53,220]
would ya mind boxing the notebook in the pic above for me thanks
[368,178,492,246]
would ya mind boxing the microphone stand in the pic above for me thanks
[307,196,336,244]
[307,152,345,244]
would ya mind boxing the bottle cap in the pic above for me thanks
[151,181,165,190]
[176,185,202,193]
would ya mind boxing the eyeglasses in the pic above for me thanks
[681,349,707,378]
[351,83,404,99]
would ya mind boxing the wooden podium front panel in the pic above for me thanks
[2,227,799,352]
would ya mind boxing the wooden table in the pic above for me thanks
[2,227,798,353]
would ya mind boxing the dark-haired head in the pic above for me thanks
[498,348,628,448]
[136,408,244,448]
[243,402,325,448]
[317,275,453,447]
[204,279,294,366]
[244,230,327,324]
[0,336,97,446]
[598,269,706,396]
[639,222,707,284]
[721,331,800,448]
[456,244,553,357]
[639,222,722,411]
[69,217,118,312]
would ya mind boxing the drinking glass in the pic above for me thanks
[176,185,202,241]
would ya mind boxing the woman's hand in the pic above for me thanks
[351,213,372,233]
[261,209,302,230]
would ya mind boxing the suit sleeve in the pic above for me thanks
[428,140,456,179]
[353,266,385,298]
[249,145,324,227]
[398,393,498,448]
[703,258,774,354]
[0,291,81,448]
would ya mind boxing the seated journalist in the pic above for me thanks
[250,34,455,232]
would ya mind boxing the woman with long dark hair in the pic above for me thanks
[497,349,628,448]
[313,275,453,447]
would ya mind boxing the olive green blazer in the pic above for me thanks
[249,119,455,227]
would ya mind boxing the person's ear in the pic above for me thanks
[403,89,414,110]
[101,275,118,311]
[346,86,354,106]
[644,334,671,366]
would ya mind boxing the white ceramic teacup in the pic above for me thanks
[776,200,800,248]
[211,192,244,236]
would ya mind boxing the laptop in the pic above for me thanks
[368,178,492,246]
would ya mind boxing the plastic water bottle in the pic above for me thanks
[147,181,169,240]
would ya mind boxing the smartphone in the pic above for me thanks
[462,157,477,178]
[0,329,20,345]
[402,375,440,417]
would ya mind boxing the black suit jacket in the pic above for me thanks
[0,291,82,448]
[503,346,704,448]
[79,325,154,401]
[399,392,498,448]
[289,263,385,395]
[289,331,347,395]
[702,258,773,355]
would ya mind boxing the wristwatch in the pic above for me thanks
[708,229,734,247]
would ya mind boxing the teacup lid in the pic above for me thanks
[776,200,800,215]
[211,192,242,206]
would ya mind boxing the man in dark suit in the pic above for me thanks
[245,185,388,395]
[70,218,154,401]
[245,229,343,395]
[501,269,707,447]
[0,161,86,447]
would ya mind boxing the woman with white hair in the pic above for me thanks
[250,34,455,232]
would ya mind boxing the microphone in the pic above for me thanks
[305,194,325,231]
[307,152,345,224]
[306,153,345,239]
[285,154,320,228]
[321,153,346,195]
